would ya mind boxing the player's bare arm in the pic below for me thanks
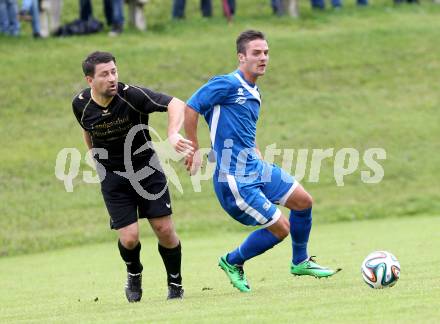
[167,97,194,156]
[82,130,95,165]
[183,104,201,175]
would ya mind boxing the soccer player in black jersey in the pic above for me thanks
[72,51,193,302]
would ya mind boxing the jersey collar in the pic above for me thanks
[234,70,261,103]
[235,69,256,87]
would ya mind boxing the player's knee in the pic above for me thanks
[278,224,290,240]
[118,222,140,248]
[270,217,290,240]
[120,234,139,249]
[304,193,313,208]
[296,192,313,210]
[153,222,175,239]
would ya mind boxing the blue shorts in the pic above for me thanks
[213,163,297,227]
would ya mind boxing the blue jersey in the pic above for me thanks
[187,70,264,177]
[188,70,296,227]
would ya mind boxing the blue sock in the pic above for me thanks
[290,208,312,265]
[226,228,281,265]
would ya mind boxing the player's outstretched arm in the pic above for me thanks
[184,105,202,175]
[167,97,194,156]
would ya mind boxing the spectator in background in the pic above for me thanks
[103,0,112,25]
[0,0,20,36]
[77,0,144,36]
[222,0,235,21]
[394,0,418,3]
[272,0,283,15]
[224,0,235,15]
[39,0,63,36]
[20,0,42,37]
[79,0,112,25]
[271,0,299,17]
[311,0,368,10]
[127,0,147,31]
[172,0,212,19]
[106,0,148,34]
[79,0,92,21]
[108,0,124,36]
[310,0,342,9]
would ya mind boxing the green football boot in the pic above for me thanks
[218,254,251,292]
[291,256,341,278]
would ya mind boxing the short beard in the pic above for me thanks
[103,88,117,97]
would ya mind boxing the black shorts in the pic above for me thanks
[100,168,172,230]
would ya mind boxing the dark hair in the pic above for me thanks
[82,51,116,77]
[236,30,266,54]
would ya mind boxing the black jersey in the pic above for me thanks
[72,82,172,170]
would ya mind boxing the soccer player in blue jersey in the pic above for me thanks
[184,30,340,292]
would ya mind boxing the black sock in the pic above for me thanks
[118,240,143,274]
[158,242,182,286]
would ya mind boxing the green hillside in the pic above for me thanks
[0,0,439,256]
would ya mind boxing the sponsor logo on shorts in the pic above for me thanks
[263,201,271,211]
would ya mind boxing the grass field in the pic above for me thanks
[1,215,439,323]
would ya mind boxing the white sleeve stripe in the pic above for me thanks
[210,105,221,147]
[80,98,92,128]
[130,84,169,109]
[234,73,261,103]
